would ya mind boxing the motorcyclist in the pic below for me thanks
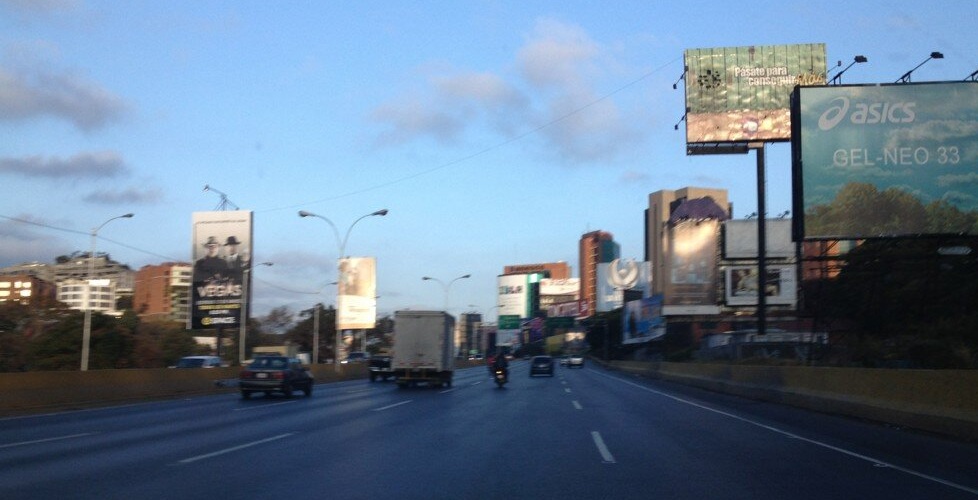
[491,350,509,379]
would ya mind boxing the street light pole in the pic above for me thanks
[81,213,133,371]
[239,262,272,365]
[299,209,388,373]
[422,274,471,312]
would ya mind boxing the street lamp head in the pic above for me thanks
[461,274,471,279]
[854,55,868,64]
[422,276,433,281]
[298,210,314,218]
[373,209,389,216]
[931,51,944,59]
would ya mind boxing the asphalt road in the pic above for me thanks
[1,361,976,499]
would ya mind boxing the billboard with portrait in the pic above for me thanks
[338,257,377,330]
[724,265,797,306]
[189,211,253,330]
[792,82,978,239]
[684,44,826,147]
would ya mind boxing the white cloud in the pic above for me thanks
[0,65,128,130]
[0,151,130,179]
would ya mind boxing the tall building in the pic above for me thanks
[58,278,121,316]
[0,275,56,306]
[578,231,619,316]
[646,187,731,296]
[133,263,192,323]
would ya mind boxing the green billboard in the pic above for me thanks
[684,44,826,146]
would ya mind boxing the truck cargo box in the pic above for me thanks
[391,310,455,387]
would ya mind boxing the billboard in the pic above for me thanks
[723,219,794,259]
[622,294,665,344]
[337,257,377,330]
[664,219,719,310]
[792,82,978,239]
[596,259,651,312]
[190,211,253,329]
[684,44,826,147]
[497,273,544,318]
[724,265,797,306]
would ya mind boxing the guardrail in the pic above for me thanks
[608,360,978,442]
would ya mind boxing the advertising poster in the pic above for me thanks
[664,219,719,308]
[596,260,651,312]
[684,43,826,145]
[189,211,253,330]
[497,274,529,318]
[337,257,377,330]
[724,265,797,306]
[622,294,666,344]
[793,82,978,239]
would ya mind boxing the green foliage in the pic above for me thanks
[806,182,978,237]
[821,238,978,368]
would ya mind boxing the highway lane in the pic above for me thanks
[1,361,976,499]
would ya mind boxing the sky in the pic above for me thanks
[2,0,977,321]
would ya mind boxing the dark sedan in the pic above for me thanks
[239,356,314,399]
[529,355,555,377]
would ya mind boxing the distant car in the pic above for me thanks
[173,355,224,368]
[559,355,569,366]
[530,355,555,377]
[342,351,370,364]
[239,356,313,399]
[567,354,585,368]
[369,354,393,382]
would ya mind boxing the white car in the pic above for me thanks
[566,354,585,368]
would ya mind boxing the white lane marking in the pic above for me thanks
[372,400,413,412]
[592,370,978,495]
[591,431,616,464]
[177,433,294,464]
[439,388,456,394]
[572,400,583,410]
[0,433,95,450]
[564,388,572,394]
[233,400,298,411]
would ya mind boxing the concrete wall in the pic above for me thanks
[610,361,978,441]
[0,364,368,416]
[0,360,487,417]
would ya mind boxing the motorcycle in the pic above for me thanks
[493,368,508,388]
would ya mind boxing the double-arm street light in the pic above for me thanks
[299,209,388,372]
[422,274,471,312]
[81,213,134,371]
[239,262,273,365]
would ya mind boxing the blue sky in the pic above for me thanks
[2,0,977,320]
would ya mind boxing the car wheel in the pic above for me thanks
[303,383,313,397]
[241,390,251,399]
[370,372,377,382]
[282,384,293,398]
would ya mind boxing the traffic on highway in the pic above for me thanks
[1,360,976,499]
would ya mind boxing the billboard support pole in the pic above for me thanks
[752,142,768,336]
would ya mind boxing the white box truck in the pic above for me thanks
[391,310,455,388]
